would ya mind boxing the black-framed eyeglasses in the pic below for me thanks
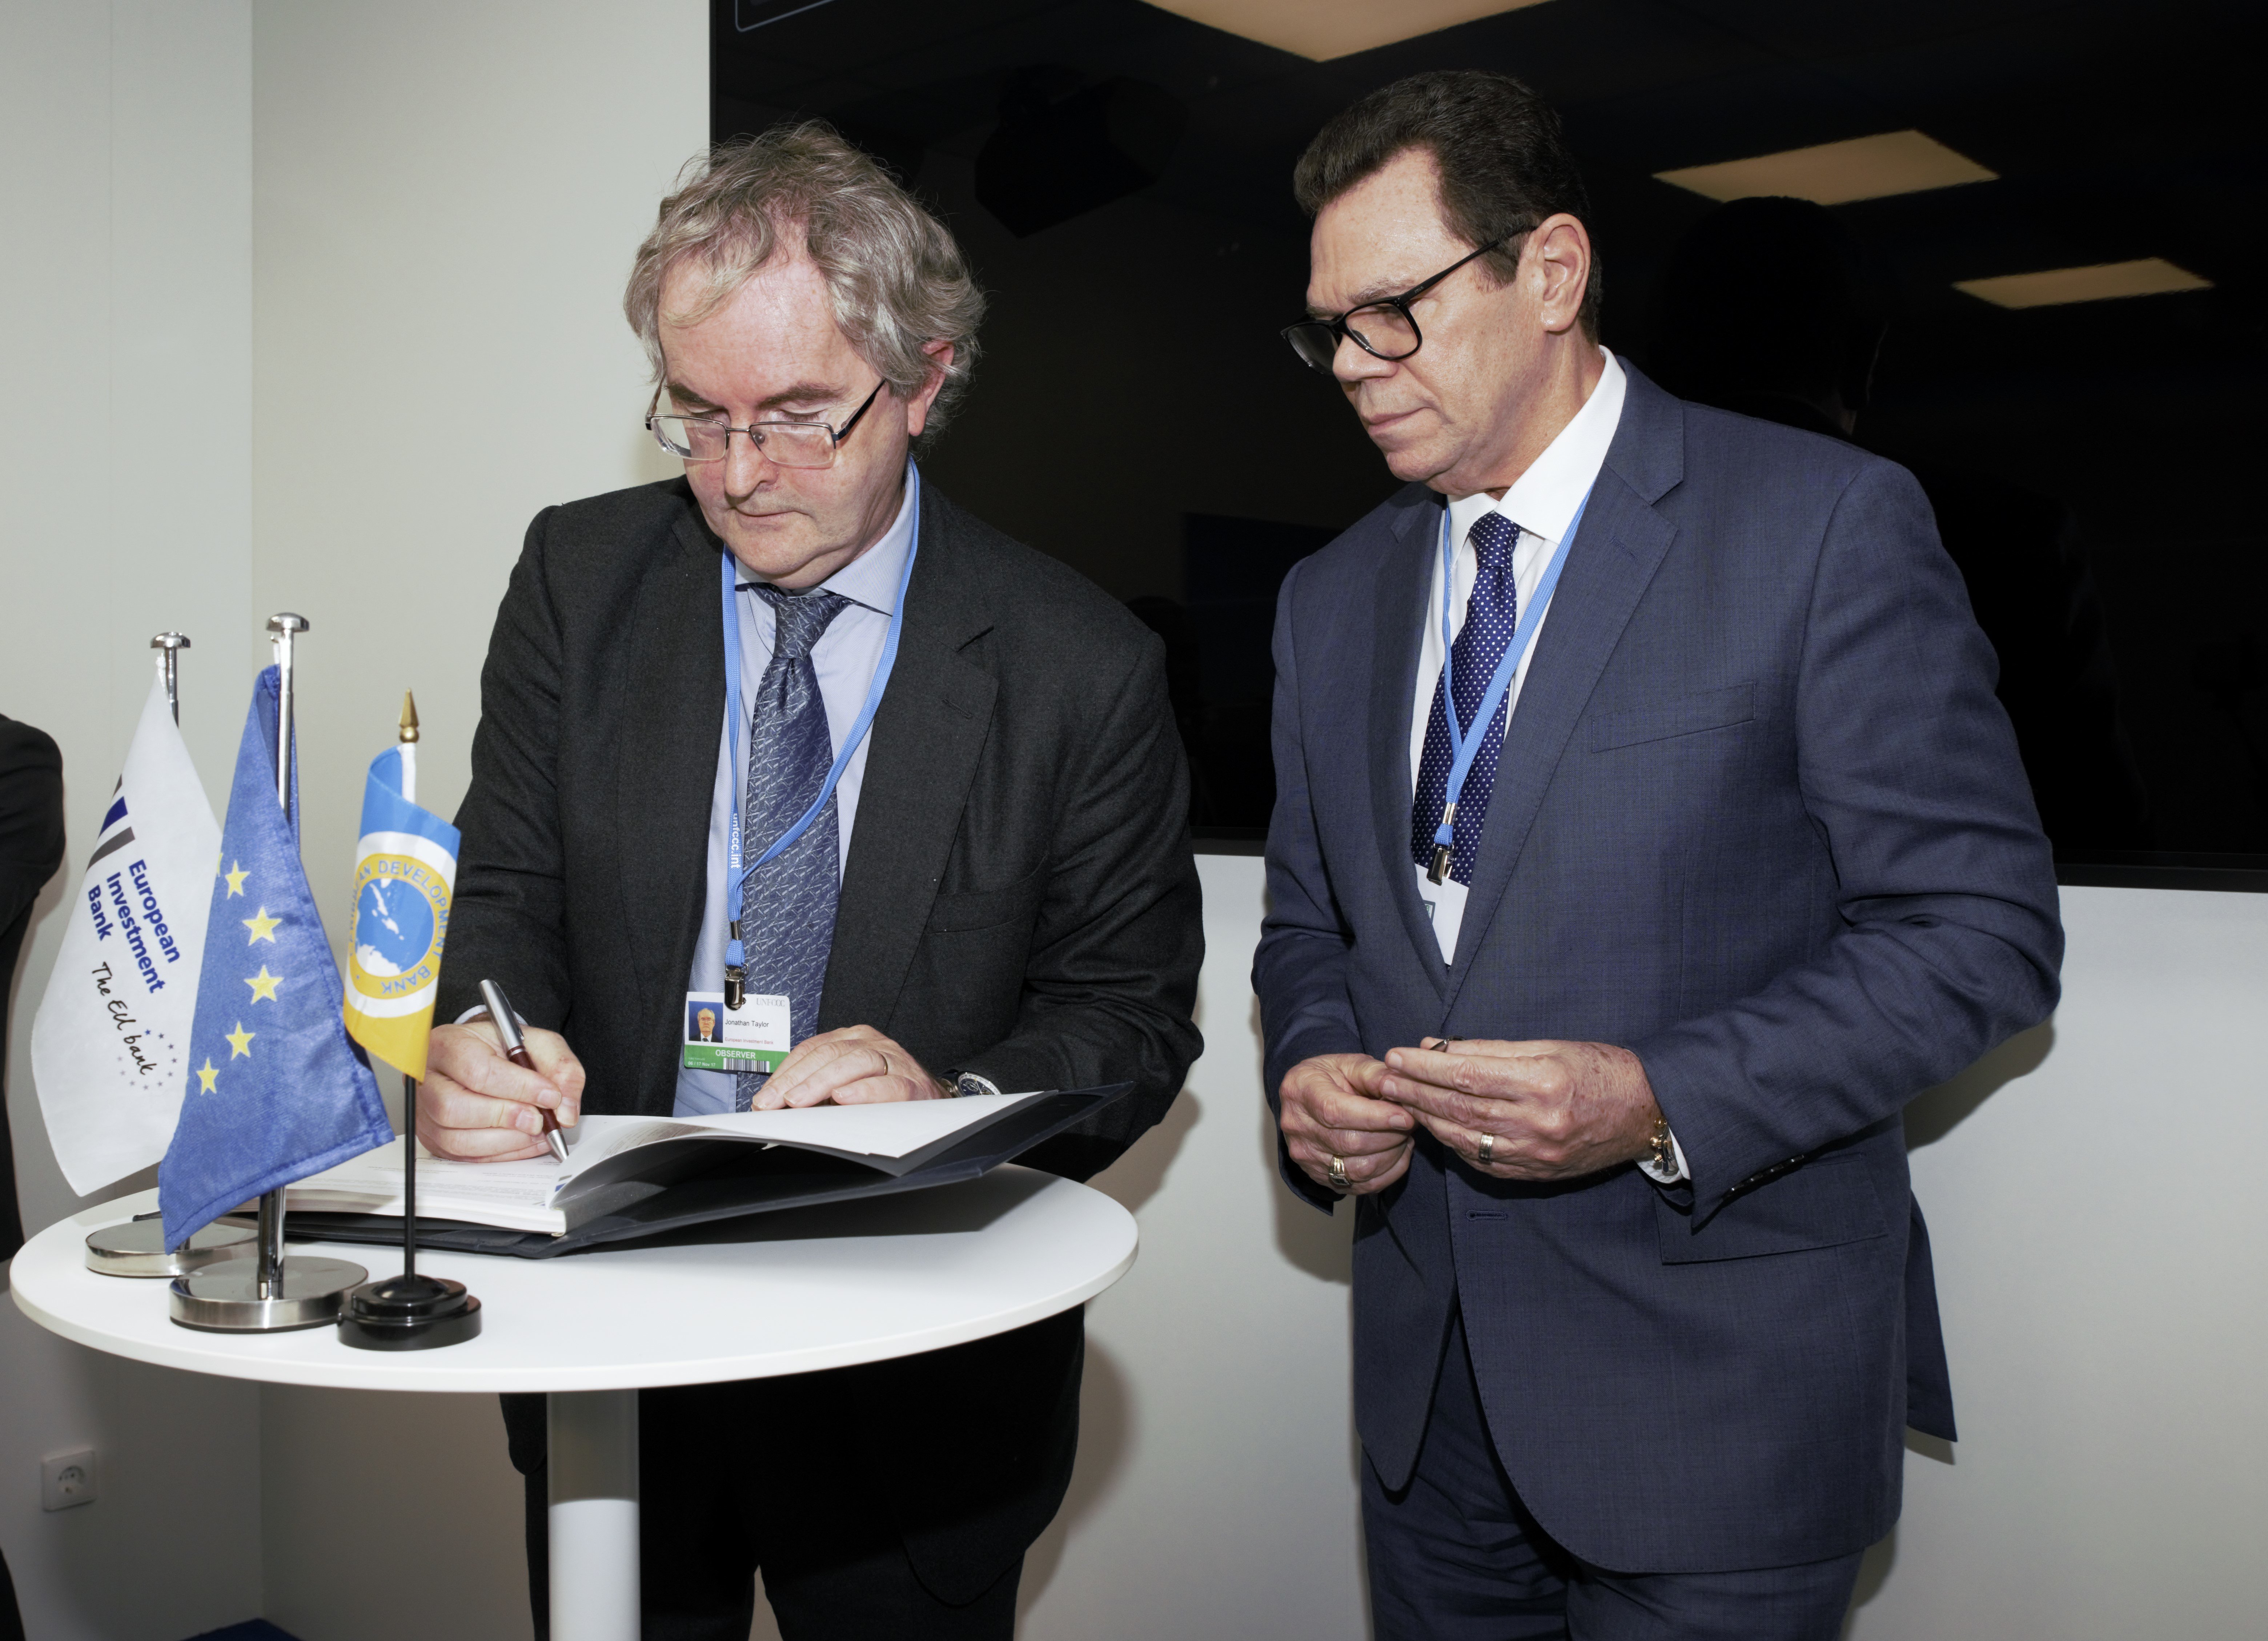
[1281,236,1519,374]
[646,378,887,468]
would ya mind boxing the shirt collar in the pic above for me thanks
[736,459,916,616]
[1446,347,1627,549]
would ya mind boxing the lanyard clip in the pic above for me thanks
[1427,802,1458,884]
[724,966,744,1011]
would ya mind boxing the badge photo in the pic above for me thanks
[682,989,790,1074]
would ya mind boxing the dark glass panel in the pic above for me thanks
[714,0,2266,881]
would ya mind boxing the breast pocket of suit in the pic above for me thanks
[1655,1151,1887,1263]
[924,865,1047,936]
[1588,682,1756,754]
[911,866,1049,1061]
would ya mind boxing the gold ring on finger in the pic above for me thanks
[1477,1132,1495,1166]
[1328,1154,1349,1189]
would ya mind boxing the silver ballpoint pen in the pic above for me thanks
[480,978,571,1164]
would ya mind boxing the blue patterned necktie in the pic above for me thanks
[734,583,848,1112]
[1411,512,1522,886]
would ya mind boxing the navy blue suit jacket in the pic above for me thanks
[1253,367,2062,1573]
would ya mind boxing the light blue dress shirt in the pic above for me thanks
[671,477,914,1116]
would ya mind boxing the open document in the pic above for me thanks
[285,1090,1120,1248]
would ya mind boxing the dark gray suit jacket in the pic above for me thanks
[1,715,66,1263]
[443,475,1203,1599]
[1254,366,2061,1573]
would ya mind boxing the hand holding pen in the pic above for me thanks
[480,979,571,1164]
[413,986,584,1163]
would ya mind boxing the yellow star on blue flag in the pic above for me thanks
[159,664,392,1249]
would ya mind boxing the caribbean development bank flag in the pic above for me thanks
[158,667,392,1248]
[29,668,220,1195]
[341,744,457,1079]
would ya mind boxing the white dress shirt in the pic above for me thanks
[1409,349,1626,963]
[1401,350,1688,1182]
[672,473,914,1117]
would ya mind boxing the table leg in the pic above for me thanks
[548,1389,639,1641]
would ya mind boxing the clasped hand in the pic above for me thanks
[418,1019,945,1162]
[1278,1038,1662,1194]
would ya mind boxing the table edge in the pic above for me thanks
[9,1174,1138,1392]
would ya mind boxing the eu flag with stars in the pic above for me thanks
[158,666,394,1248]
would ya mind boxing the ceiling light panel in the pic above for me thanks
[1144,0,1552,63]
[1655,130,1997,206]
[1954,258,2213,309]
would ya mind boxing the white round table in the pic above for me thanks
[10,1166,1137,1641]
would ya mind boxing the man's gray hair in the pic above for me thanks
[626,122,985,444]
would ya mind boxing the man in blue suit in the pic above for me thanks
[1255,72,2062,1639]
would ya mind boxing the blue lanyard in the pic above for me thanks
[1425,486,1591,878]
[721,462,922,982]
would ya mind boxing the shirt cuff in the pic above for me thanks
[1635,1125,1690,1184]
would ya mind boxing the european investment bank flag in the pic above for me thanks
[341,744,458,1079]
[28,667,220,1194]
[158,666,393,1249]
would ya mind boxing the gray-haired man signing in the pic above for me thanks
[418,125,1203,1640]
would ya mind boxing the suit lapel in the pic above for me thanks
[821,485,999,1031]
[1369,496,1450,1000]
[1441,381,1683,1014]
[615,499,728,1113]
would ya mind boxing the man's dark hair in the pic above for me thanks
[1293,70,1601,340]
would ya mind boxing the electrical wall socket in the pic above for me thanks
[41,1449,97,1511]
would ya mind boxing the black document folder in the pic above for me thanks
[283,1084,1129,1259]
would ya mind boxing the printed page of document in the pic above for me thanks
[662,1091,1043,1160]
[288,1120,698,1231]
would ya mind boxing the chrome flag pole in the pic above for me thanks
[167,614,370,1331]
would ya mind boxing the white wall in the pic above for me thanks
[1846,885,2268,1637]
[1017,855,1366,1640]
[248,0,698,949]
[0,0,257,1274]
[0,5,265,1637]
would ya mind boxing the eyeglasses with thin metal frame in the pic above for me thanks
[1281,234,1520,374]
[646,378,888,467]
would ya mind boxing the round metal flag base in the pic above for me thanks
[85,1218,256,1278]
[168,1255,370,1332]
[336,1273,483,1352]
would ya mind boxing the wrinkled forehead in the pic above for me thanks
[1305,149,1469,312]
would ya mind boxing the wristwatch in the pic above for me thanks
[1647,1112,1677,1176]
[943,1069,1002,1099]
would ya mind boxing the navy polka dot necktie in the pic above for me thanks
[1411,512,1522,886]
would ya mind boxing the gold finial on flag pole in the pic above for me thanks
[396,693,420,806]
